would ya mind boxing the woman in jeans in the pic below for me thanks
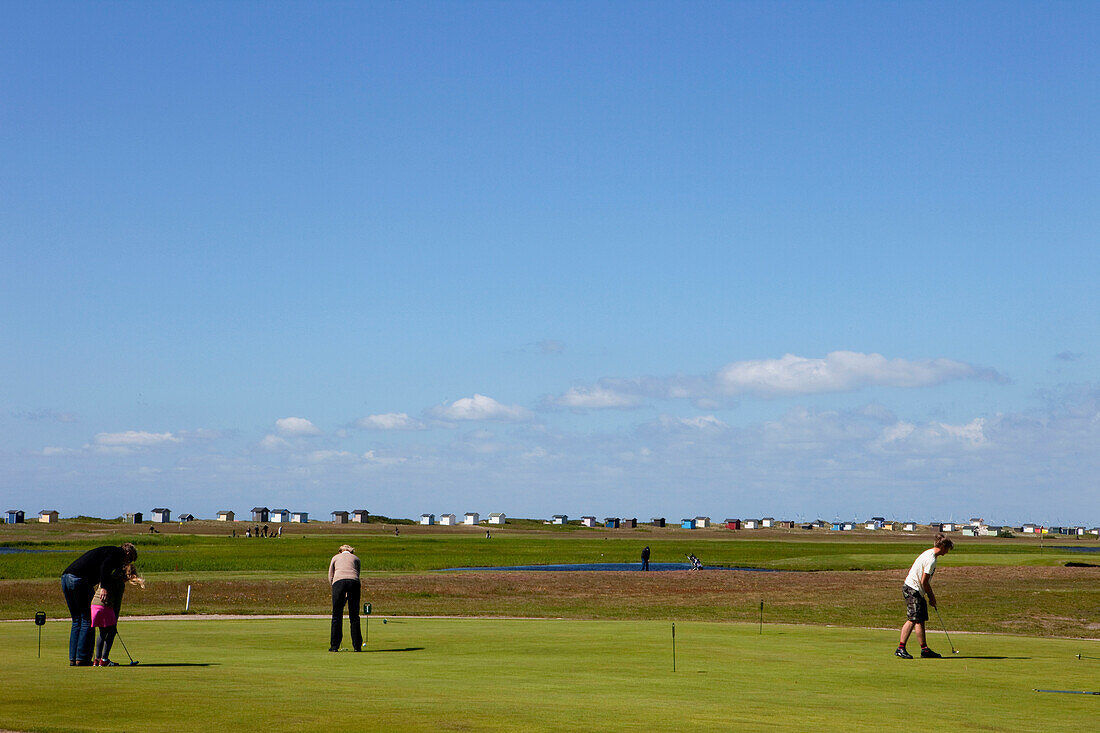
[328,544,362,651]
[60,542,136,665]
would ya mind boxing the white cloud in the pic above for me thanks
[875,418,988,450]
[715,351,996,397]
[429,394,532,422]
[259,434,291,451]
[553,386,645,410]
[306,450,354,463]
[550,352,1001,410]
[655,414,727,431]
[275,417,321,436]
[356,413,426,431]
[362,450,407,465]
[94,431,180,447]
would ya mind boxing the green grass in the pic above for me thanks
[0,618,1095,731]
[1,529,1093,579]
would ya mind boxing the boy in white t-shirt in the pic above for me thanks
[895,533,954,659]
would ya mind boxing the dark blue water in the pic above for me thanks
[442,562,782,572]
[1052,546,1100,553]
[0,547,48,554]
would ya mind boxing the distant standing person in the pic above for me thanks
[60,543,137,665]
[328,544,362,652]
[896,533,953,659]
[641,546,650,571]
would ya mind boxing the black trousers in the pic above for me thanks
[330,579,362,650]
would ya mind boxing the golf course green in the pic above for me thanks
[1,617,1095,731]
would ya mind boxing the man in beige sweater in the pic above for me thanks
[328,544,362,651]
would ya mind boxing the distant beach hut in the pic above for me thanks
[551,515,568,525]
[5,509,25,524]
[178,513,195,522]
[440,513,458,526]
[651,517,665,527]
[332,511,349,524]
[489,513,506,525]
[464,512,480,525]
[420,513,435,525]
[693,517,710,529]
[604,517,620,529]
[125,512,143,524]
[743,519,760,530]
[251,507,269,522]
[152,508,171,523]
[760,517,775,528]
[902,521,917,532]
[680,518,694,529]
[291,511,309,523]
[352,510,370,523]
[217,510,235,522]
[581,516,597,528]
[725,519,741,530]
[622,518,637,528]
[39,510,59,523]
[270,509,291,523]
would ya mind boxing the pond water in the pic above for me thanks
[1052,545,1100,553]
[441,562,782,572]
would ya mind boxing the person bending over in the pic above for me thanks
[896,533,953,659]
[328,544,362,652]
[60,543,137,665]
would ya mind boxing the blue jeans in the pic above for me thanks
[61,573,94,662]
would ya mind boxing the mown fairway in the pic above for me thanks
[0,618,1095,732]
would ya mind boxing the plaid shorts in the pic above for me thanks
[903,585,928,623]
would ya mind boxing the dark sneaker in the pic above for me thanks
[103,660,119,666]
[895,647,913,659]
[920,647,942,658]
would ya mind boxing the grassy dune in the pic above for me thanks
[2,523,1096,638]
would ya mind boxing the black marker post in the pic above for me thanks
[34,611,46,658]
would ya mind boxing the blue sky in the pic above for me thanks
[2,1,1097,525]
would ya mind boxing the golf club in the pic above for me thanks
[1034,688,1100,695]
[932,605,959,655]
[113,629,139,666]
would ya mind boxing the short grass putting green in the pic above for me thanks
[1,618,1094,731]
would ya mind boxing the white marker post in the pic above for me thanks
[185,585,192,612]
